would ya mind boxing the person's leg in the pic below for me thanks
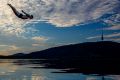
[8,4,20,16]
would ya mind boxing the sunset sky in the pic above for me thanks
[0,0,120,55]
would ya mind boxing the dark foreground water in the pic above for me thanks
[0,59,119,80]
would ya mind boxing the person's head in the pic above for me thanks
[29,15,33,19]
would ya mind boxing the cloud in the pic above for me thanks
[31,36,49,47]
[104,33,120,38]
[87,32,120,42]
[32,36,48,42]
[0,0,120,37]
[0,35,51,55]
[104,24,120,30]
[86,36,100,40]
[41,0,120,27]
[0,45,19,51]
[32,44,40,47]
[103,13,120,25]
[32,43,48,47]
[109,38,120,42]
[0,45,20,55]
[87,33,120,39]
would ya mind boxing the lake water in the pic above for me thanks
[0,59,119,80]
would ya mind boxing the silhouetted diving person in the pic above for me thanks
[7,4,33,19]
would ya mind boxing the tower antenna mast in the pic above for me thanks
[101,26,104,41]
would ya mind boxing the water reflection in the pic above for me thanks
[0,59,118,80]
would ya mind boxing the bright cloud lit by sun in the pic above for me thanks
[0,0,120,36]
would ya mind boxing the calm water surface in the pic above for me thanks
[0,59,119,80]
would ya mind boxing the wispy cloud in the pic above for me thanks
[0,45,20,55]
[31,36,49,47]
[86,36,100,40]
[105,33,120,38]
[109,38,120,42]
[32,43,49,47]
[32,36,48,42]
[103,13,120,25]
[40,0,120,27]
[0,0,119,37]
[104,24,120,30]
[87,32,120,41]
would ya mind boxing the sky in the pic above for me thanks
[0,0,120,55]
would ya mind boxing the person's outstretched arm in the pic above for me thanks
[21,10,33,19]
[21,10,30,16]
